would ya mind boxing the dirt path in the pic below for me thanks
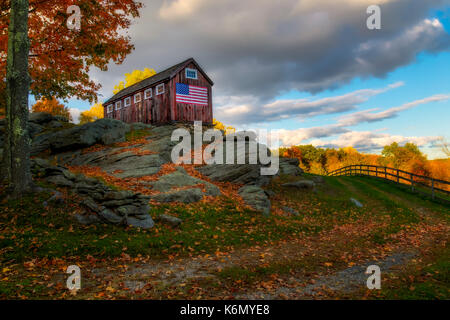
[78,211,447,299]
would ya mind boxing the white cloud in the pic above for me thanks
[309,131,441,153]
[337,94,450,126]
[215,82,404,125]
[271,93,449,150]
[69,108,81,124]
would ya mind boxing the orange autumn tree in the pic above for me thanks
[32,97,72,121]
[0,0,143,111]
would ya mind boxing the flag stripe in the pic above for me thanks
[176,83,209,106]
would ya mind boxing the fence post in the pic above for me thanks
[376,166,378,178]
[384,167,387,179]
[411,173,414,192]
[431,179,435,200]
[397,169,400,183]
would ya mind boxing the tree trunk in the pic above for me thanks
[4,0,32,196]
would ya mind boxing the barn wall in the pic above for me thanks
[152,80,170,123]
[171,62,213,124]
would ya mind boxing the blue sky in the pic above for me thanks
[46,1,450,159]
[270,49,450,158]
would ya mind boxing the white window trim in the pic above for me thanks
[107,105,113,113]
[124,97,131,107]
[144,88,152,99]
[185,68,198,80]
[156,83,165,95]
[134,93,142,103]
[115,101,121,110]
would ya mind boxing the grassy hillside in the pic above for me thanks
[0,174,448,299]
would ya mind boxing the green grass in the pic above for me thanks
[0,189,320,264]
[1,173,449,299]
[2,175,446,265]
[373,245,450,300]
[125,129,152,142]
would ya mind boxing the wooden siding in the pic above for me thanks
[170,61,213,124]
[104,61,213,124]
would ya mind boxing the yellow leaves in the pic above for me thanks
[79,103,104,124]
[2,267,11,273]
[113,81,125,95]
[212,118,236,135]
[106,286,116,293]
[324,262,333,267]
[113,68,157,94]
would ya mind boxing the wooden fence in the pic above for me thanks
[328,164,450,203]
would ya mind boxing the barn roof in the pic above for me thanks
[104,58,213,105]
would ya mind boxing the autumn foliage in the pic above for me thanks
[79,103,104,124]
[113,68,157,94]
[0,0,143,108]
[280,142,450,183]
[31,97,72,121]
[213,118,236,135]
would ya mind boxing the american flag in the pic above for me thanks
[176,83,208,106]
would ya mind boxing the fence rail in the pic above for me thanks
[328,164,450,202]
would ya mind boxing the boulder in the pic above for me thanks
[98,208,124,224]
[67,149,163,179]
[46,175,74,187]
[282,206,300,216]
[350,198,364,208]
[126,216,154,229]
[103,190,134,201]
[159,214,182,227]
[82,197,104,213]
[31,157,154,229]
[279,158,303,176]
[238,185,271,216]
[48,118,131,152]
[29,112,55,125]
[282,180,316,190]
[31,131,55,155]
[151,188,204,203]
[148,167,220,196]
[28,122,45,137]
[116,204,150,217]
[196,138,275,186]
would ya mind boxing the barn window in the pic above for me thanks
[124,97,131,107]
[134,92,142,103]
[115,101,121,110]
[156,83,165,95]
[185,68,198,80]
[107,105,113,113]
[144,88,152,99]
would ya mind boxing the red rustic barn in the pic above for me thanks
[103,58,214,124]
